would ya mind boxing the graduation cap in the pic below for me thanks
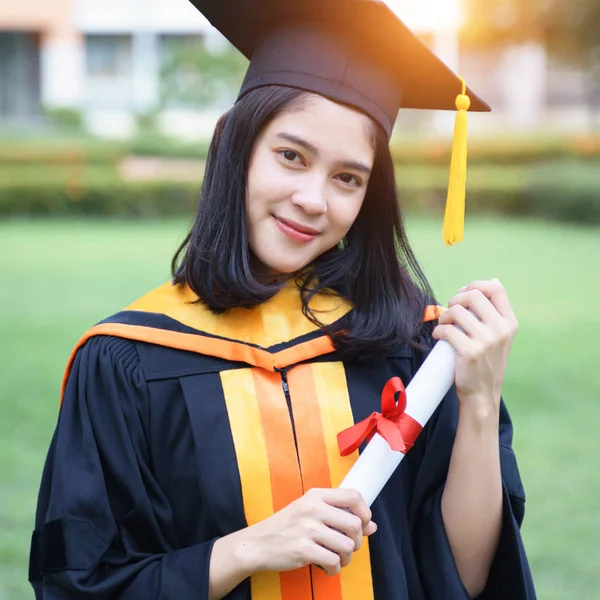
[189,0,492,245]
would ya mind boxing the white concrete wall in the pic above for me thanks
[76,0,467,138]
[131,32,160,112]
[75,0,222,135]
[41,33,85,109]
[384,0,463,33]
[0,0,84,110]
[75,0,213,34]
[496,43,548,130]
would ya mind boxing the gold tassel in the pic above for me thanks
[442,77,470,246]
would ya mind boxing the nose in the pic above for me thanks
[290,175,327,216]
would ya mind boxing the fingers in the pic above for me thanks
[447,290,497,327]
[363,520,378,536]
[432,321,478,358]
[297,488,378,575]
[319,504,365,551]
[459,279,518,327]
[433,279,519,357]
[309,544,343,577]
[311,523,355,566]
[443,279,518,339]
[314,488,372,529]
[437,303,482,338]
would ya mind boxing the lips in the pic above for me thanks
[275,216,320,235]
[273,216,320,243]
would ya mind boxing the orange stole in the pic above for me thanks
[59,295,444,406]
[220,363,374,600]
[288,363,374,600]
[220,369,311,599]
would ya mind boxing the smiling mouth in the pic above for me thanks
[273,216,320,243]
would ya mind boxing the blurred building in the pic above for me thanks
[0,0,468,137]
[0,0,220,135]
[0,0,75,121]
[0,0,597,137]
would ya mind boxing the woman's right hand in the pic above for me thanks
[239,488,377,577]
[208,488,377,599]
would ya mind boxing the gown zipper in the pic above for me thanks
[275,366,317,598]
[276,367,300,458]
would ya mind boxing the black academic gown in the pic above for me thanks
[29,281,536,600]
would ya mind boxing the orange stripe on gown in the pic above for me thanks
[252,370,313,599]
[288,363,375,600]
[220,368,312,600]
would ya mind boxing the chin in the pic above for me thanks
[264,258,310,275]
[256,250,314,275]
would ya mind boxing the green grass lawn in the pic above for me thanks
[1,216,599,599]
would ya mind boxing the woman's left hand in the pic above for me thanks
[432,279,519,414]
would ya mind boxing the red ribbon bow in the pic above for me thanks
[337,377,423,457]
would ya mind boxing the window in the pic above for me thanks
[86,35,132,78]
[0,32,41,118]
[85,35,134,109]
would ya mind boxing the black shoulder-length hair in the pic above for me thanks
[172,85,435,362]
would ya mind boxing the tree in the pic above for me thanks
[462,0,600,63]
[159,36,247,110]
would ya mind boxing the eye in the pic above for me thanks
[337,173,363,187]
[280,150,303,164]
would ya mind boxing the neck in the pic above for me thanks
[249,255,300,287]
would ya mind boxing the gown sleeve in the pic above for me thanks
[408,334,536,599]
[28,335,218,600]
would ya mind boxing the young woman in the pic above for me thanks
[29,2,535,599]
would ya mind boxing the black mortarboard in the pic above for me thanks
[189,0,493,245]
[189,0,490,137]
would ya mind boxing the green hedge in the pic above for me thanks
[0,134,208,165]
[2,134,600,167]
[128,134,210,159]
[1,161,598,224]
[521,162,600,223]
[0,181,201,218]
[0,145,124,166]
[392,135,600,165]
[399,162,600,224]
[0,164,120,187]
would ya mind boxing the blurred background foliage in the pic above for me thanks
[159,36,247,109]
[462,0,600,59]
[2,0,600,225]
[1,133,600,224]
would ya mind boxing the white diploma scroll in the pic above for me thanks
[339,339,457,506]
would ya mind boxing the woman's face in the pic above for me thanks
[246,94,376,274]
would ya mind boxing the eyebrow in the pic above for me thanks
[275,132,372,175]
